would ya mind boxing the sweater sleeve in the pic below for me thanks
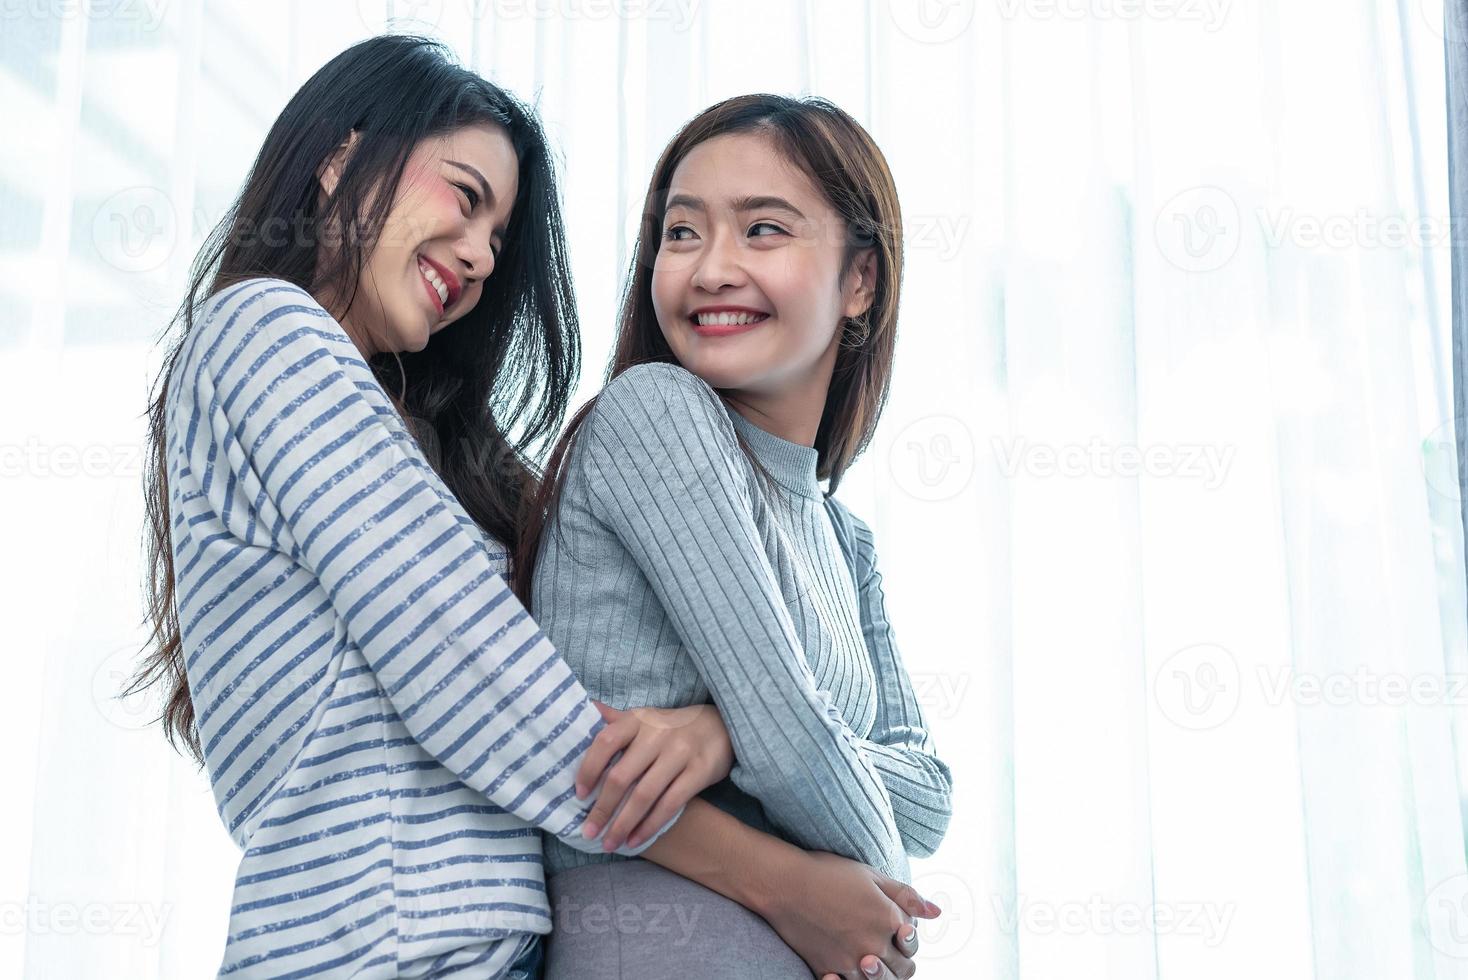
[576,362,907,878]
[183,277,678,857]
[831,504,954,858]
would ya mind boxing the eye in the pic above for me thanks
[664,225,696,242]
[454,181,480,212]
[748,221,786,238]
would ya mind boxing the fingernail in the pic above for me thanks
[902,926,916,943]
[862,961,880,977]
[627,834,643,849]
[582,821,600,839]
[926,901,942,916]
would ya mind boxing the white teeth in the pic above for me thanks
[418,258,449,306]
[695,311,767,326]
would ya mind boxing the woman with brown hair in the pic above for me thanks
[516,94,954,978]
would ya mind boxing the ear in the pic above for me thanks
[316,129,361,199]
[842,247,879,319]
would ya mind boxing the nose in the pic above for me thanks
[454,233,495,285]
[689,228,747,293]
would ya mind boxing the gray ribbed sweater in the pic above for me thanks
[530,362,953,884]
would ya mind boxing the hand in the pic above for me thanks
[759,850,940,979]
[574,700,734,851]
[823,923,922,980]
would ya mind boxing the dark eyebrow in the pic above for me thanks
[445,159,495,209]
[664,193,806,221]
[665,193,705,214]
[731,195,805,219]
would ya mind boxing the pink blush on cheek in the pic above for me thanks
[393,176,461,233]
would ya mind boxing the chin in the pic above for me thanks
[675,355,759,392]
[400,316,432,352]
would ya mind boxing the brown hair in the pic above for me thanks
[511,93,903,604]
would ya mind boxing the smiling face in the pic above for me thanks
[650,131,875,399]
[316,122,519,358]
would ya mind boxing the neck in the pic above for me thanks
[723,336,839,446]
[311,261,378,360]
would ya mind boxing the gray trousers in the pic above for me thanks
[544,859,811,979]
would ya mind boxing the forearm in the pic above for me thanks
[640,797,933,980]
[858,738,954,857]
[722,697,906,876]
[638,796,799,919]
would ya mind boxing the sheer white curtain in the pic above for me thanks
[2,1,1460,977]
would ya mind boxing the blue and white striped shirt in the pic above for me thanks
[165,276,678,979]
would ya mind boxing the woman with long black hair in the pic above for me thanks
[130,34,933,980]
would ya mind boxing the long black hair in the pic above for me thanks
[131,34,581,764]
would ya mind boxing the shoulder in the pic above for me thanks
[577,363,752,494]
[179,277,352,392]
[187,278,342,367]
[197,276,331,337]
[589,362,736,444]
[599,362,725,416]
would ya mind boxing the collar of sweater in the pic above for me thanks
[726,407,824,500]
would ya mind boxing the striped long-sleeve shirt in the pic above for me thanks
[165,277,680,979]
[533,362,953,885]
